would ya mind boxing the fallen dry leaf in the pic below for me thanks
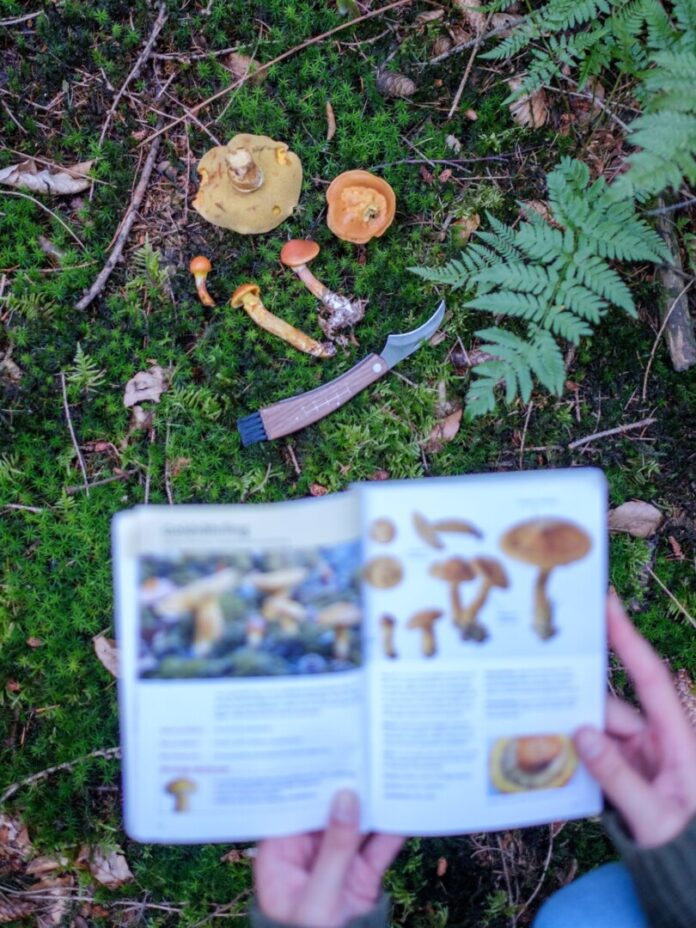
[0,899,39,923]
[0,350,23,384]
[25,855,69,877]
[76,845,133,889]
[93,635,119,677]
[326,101,336,142]
[453,0,487,33]
[170,456,191,477]
[464,108,478,121]
[436,856,448,877]
[309,483,329,497]
[519,199,553,224]
[220,848,250,864]
[224,52,266,85]
[453,212,480,243]
[0,159,93,196]
[123,365,168,408]
[507,78,549,128]
[33,875,74,928]
[445,134,462,154]
[0,814,32,868]
[608,501,663,538]
[423,408,463,453]
[26,636,43,649]
[417,8,445,24]
[6,680,21,693]
[668,535,685,559]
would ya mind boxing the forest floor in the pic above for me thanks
[1,1,695,925]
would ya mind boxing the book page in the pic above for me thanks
[358,468,606,835]
[114,494,368,843]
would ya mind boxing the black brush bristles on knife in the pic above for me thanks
[237,301,445,446]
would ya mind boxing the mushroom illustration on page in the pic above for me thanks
[407,608,443,658]
[165,777,197,812]
[153,568,240,657]
[317,601,361,660]
[428,557,478,637]
[499,519,592,640]
[379,614,398,659]
[413,512,483,550]
[457,557,509,642]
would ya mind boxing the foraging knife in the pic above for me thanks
[237,300,446,446]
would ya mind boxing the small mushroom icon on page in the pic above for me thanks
[165,778,197,813]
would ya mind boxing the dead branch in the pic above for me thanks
[59,372,89,496]
[75,134,162,310]
[0,190,85,249]
[139,0,417,147]
[653,205,696,372]
[642,279,694,400]
[1,746,120,804]
[447,14,492,119]
[421,22,515,67]
[65,469,138,495]
[646,566,696,629]
[0,10,44,27]
[568,416,657,450]
[98,2,168,145]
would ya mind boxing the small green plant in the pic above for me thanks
[410,157,666,416]
[65,343,107,395]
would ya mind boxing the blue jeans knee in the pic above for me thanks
[532,862,648,928]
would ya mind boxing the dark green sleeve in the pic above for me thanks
[249,893,391,928]
[603,811,696,928]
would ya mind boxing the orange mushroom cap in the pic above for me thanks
[231,282,261,307]
[326,170,396,244]
[280,239,321,267]
[189,255,211,275]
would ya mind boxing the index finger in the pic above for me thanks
[607,592,690,738]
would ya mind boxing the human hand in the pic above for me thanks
[254,790,404,928]
[574,591,696,848]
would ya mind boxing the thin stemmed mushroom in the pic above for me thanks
[380,614,397,659]
[458,557,509,641]
[318,601,361,659]
[231,284,335,358]
[261,594,307,635]
[499,518,591,640]
[407,609,443,657]
[279,240,366,340]
[245,615,267,648]
[189,256,215,307]
[165,777,197,812]
[428,557,475,629]
[250,567,308,635]
[413,512,482,549]
[154,568,239,656]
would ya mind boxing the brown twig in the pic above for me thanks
[0,746,121,804]
[0,10,44,26]
[645,566,696,629]
[568,416,657,450]
[1,503,45,513]
[98,1,168,145]
[422,22,514,67]
[644,196,696,216]
[139,0,417,147]
[447,15,492,120]
[152,45,240,61]
[75,133,162,310]
[518,401,533,469]
[65,469,138,495]
[642,279,694,400]
[0,190,85,249]
[514,826,555,924]
[59,372,89,497]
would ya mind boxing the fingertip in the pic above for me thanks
[330,789,360,827]
[574,725,605,762]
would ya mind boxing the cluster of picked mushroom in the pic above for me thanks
[187,131,396,356]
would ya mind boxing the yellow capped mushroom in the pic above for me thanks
[193,133,303,234]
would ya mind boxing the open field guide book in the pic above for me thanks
[113,467,607,843]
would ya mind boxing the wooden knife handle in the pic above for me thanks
[260,354,388,440]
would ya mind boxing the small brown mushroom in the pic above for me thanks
[261,594,307,634]
[248,567,308,596]
[380,614,397,659]
[429,557,475,628]
[407,608,443,657]
[326,170,396,244]
[499,518,592,640]
[155,568,239,656]
[231,284,335,358]
[193,133,302,234]
[318,601,361,659]
[363,556,403,589]
[413,512,444,549]
[370,518,397,544]
[189,256,215,307]
[165,777,197,812]
[458,556,509,642]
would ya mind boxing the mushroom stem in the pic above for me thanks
[459,580,491,641]
[421,627,436,658]
[193,597,225,656]
[448,583,465,626]
[294,265,359,315]
[231,285,335,358]
[334,626,350,660]
[380,616,397,659]
[226,147,264,192]
[533,568,555,639]
[189,257,215,307]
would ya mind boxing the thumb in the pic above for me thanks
[295,790,363,924]
[574,726,661,842]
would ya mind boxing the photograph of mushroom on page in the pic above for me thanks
[488,734,579,795]
[137,540,362,678]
